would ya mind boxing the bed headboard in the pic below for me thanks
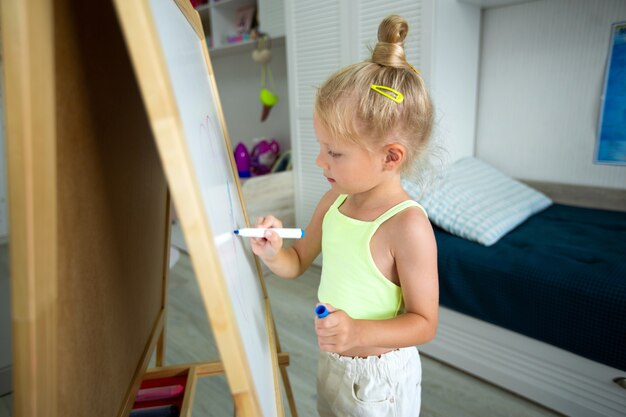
[523,180,626,212]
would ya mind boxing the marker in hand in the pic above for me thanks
[234,228,305,239]
[315,305,329,318]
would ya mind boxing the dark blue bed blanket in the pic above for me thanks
[434,203,626,371]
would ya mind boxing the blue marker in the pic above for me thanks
[315,305,329,318]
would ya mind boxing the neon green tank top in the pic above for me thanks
[317,194,428,320]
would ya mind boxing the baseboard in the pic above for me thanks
[0,365,12,396]
[420,307,626,417]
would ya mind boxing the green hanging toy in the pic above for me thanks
[252,34,278,122]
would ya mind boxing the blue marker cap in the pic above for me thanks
[315,305,329,318]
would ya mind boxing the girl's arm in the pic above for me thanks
[251,190,338,279]
[316,208,439,352]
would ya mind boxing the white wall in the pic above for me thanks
[422,0,481,163]
[476,0,626,189]
[212,41,291,154]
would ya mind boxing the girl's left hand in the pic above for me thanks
[315,304,360,353]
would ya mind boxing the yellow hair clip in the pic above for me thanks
[370,85,404,104]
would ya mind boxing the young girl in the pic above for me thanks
[251,15,438,417]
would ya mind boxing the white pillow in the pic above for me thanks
[403,157,552,246]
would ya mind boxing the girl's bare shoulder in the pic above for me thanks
[387,204,434,246]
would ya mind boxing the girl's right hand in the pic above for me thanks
[250,215,284,261]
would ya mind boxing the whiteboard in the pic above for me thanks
[115,1,281,416]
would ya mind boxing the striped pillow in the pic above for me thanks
[403,157,552,246]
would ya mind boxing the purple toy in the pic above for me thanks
[234,142,251,178]
[250,139,280,175]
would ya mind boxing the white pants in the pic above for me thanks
[317,347,422,417]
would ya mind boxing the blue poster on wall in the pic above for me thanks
[596,21,626,165]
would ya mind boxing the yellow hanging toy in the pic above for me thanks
[252,34,278,122]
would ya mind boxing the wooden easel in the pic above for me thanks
[1,0,297,416]
[114,0,299,415]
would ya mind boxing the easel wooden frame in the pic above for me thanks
[1,2,57,415]
[2,1,172,416]
[113,1,298,416]
[1,0,297,415]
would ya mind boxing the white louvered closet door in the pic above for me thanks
[286,1,424,266]
[285,0,342,243]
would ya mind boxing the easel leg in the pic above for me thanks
[272,319,298,417]
[156,192,173,367]
[280,365,298,417]
[156,327,165,367]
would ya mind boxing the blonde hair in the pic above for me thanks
[315,15,434,173]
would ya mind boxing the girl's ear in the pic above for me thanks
[383,144,405,170]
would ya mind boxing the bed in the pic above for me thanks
[403,158,626,417]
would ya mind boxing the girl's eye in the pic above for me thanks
[328,150,341,158]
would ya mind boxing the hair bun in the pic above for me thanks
[371,15,408,68]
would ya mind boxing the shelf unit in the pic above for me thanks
[209,32,284,58]
[195,0,257,50]
[194,0,284,53]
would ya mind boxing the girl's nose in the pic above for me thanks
[315,152,325,169]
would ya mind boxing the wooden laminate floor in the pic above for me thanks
[0,394,10,417]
